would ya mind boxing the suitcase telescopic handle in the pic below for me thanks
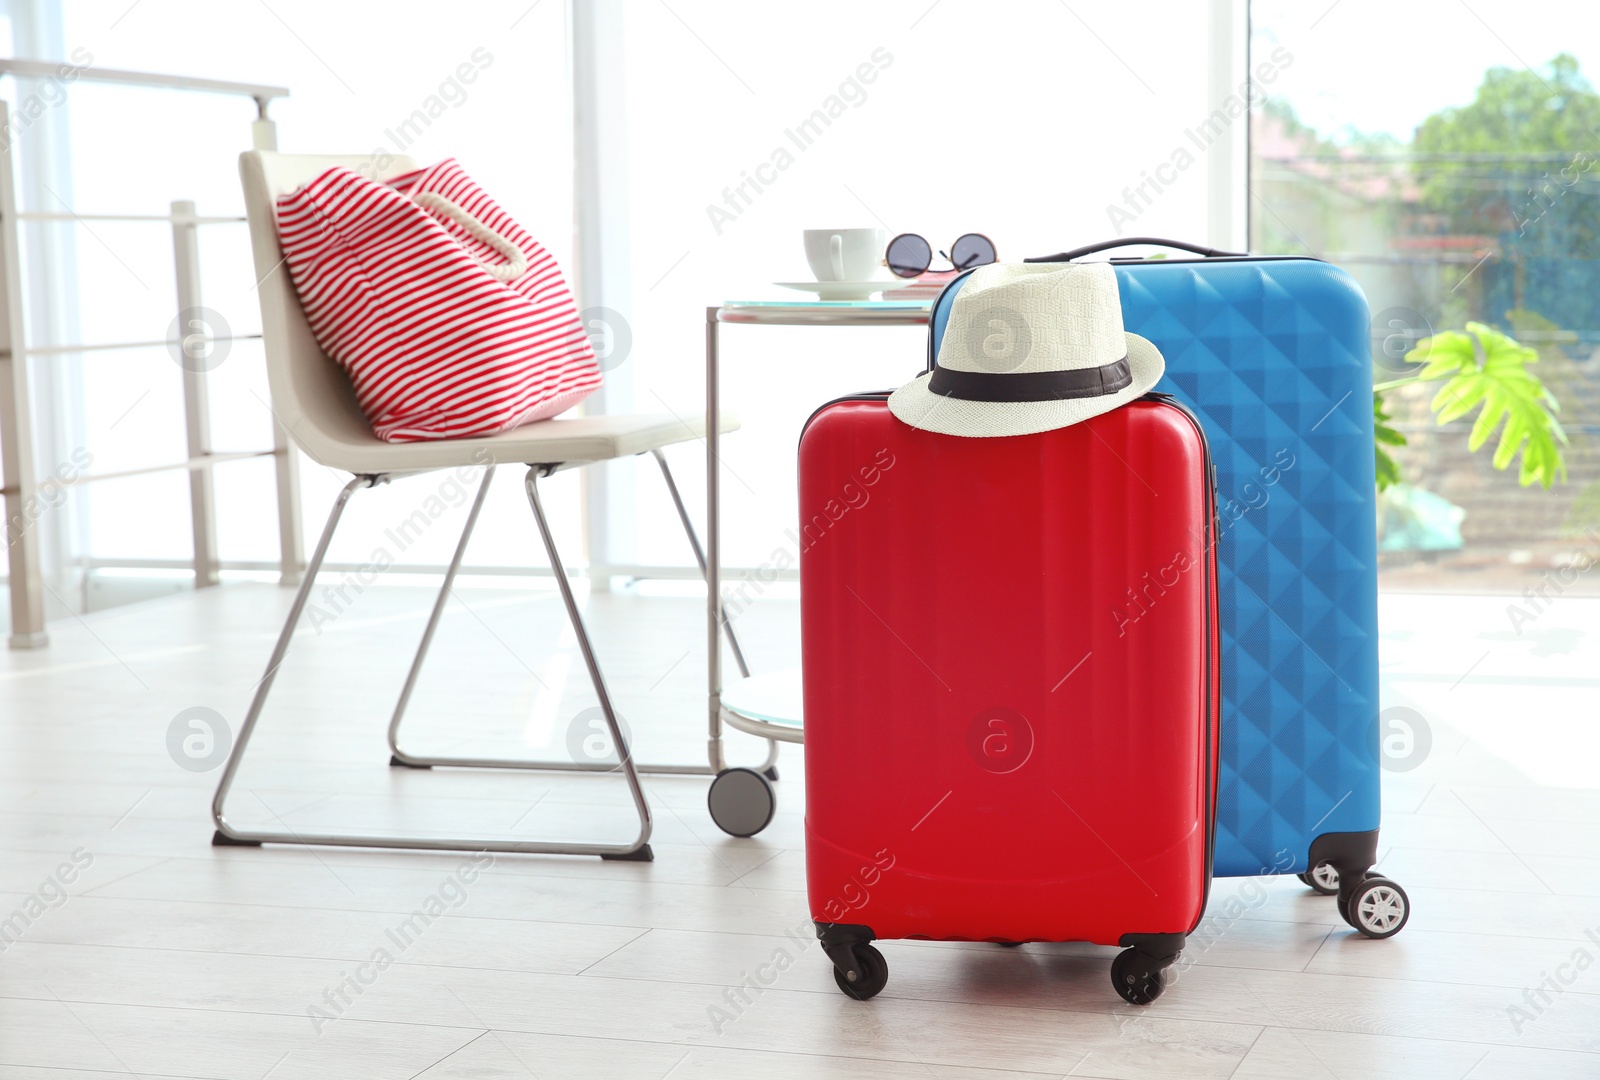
[1023,236,1246,263]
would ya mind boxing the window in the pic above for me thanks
[1250,0,1600,591]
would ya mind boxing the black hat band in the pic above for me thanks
[926,356,1132,403]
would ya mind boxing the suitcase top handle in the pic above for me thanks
[1024,236,1246,263]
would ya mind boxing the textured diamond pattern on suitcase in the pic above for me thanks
[928,257,1381,879]
[1117,260,1380,877]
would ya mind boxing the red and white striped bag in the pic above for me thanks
[274,159,601,442]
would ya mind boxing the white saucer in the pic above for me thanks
[774,279,904,301]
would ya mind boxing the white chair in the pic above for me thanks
[213,151,748,861]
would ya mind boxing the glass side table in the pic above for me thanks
[701,299,933,835]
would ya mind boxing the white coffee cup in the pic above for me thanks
[804,227,887,282]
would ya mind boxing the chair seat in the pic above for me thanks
[322,410,739,475]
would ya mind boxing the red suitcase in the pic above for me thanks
[799,391,1219,1005]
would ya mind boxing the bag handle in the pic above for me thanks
[1023,236,1246,263]
[411,191,528,282]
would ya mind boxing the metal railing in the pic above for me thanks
[0,61,296,648]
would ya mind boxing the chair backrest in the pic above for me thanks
[238,150,418,469]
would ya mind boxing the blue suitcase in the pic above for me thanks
[929,238,1409,936]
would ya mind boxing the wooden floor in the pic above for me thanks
[0,580,1597,1079]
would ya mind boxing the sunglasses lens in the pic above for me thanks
[950,233,997,270]
[886,234,932,278]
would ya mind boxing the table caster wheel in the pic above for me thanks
[707,767,775,837]
[831,943,888,1000]
[1111,948,1167,1005]
[1344,875,1410,939]
[1298,861,1340,895]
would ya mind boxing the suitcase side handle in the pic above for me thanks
[1024,237,1246,263]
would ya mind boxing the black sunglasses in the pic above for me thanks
[884,232,997,278]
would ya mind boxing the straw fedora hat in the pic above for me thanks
[887,261,1165,438]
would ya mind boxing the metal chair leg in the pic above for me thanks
[387,452,777,777]
[210,470,652,859]
[387,465,496,768]
[524,465,653,856]
[649,448,750,680]
[212,474,372,846]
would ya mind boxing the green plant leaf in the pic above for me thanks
[1373,390,1407,492]
[1430,378,1488,424]
[1376,444,1403,492]
[1402,321,1568,489]
[1408,330,1477,382]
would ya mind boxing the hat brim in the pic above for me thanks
[886,332,1166,438]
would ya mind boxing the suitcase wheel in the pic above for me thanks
[1110,948,1168,1005]
[1298,861,1341,895]
[707,767,776,837]
[1341,875,1410,939]
[831,943,888,1001]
